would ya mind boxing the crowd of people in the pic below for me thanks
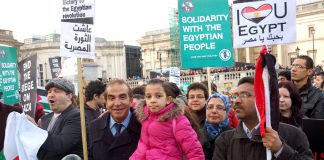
[0,55,323,160]
[180,65,256,76]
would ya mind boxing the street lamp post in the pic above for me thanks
[159,52,162,74]
[139,57,143,78]
[44,62,48,82]
[295,46,300,56]
[311,28,315,61]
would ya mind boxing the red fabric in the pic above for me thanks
[37,95,41,102]
[228,108,239,128]
[254,46,267,137]
[36,103,44,117]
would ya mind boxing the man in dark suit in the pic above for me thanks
[88,79,141,160]
[213,77,313,160]
[37,78,83,160]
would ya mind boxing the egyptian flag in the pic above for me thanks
[254,45,280,137]
[241,4,272,23]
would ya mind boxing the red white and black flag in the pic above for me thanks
[254,45,280,137]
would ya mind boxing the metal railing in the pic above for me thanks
[126,70,255,92]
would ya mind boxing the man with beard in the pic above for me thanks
[213,77,313,160]
[84,80,106,123]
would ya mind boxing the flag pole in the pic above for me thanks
[207,67,212,95]
[77,58,88,160]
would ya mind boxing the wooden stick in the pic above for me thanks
[77,58,88,160]
[207,67,211,95]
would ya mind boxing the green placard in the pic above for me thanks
[179,0,233,68]
[0,150,5,160]
[0,46,19,104]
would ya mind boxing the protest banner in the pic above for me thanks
[48,57,62,78]
[0,45,19,105]
[18,54,37,118]
[232,0,296,48]
[169,67,180,86]
[302,118,324,160]
[178,0,233,68]
[60,0,95,59]
[60,1,95,158]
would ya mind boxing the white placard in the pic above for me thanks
[169,67,180,86]
[232,0,296,48]
[60,0,95,59]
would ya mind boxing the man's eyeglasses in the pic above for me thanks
[291,64,307,69]
[188,95,205,99]
[206,105,226,111]
[230,92,254,100]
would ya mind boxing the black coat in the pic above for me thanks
[300,83,324,119]
[200,125,232,160]
[213,122,313,160]
[88,109,141,160]
[37,106,83,160]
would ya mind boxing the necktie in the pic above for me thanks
[114,123,122,136]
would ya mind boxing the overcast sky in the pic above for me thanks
[0,0,178,44]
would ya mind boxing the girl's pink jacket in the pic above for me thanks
[130,99,204,160]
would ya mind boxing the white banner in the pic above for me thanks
[232,0,296,48]
[60,0,95,59]
[169,67,180,86]
[58,57,78,77]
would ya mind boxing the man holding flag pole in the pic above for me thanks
[212,47,313,160]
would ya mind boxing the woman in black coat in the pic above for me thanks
[278,81,303,127]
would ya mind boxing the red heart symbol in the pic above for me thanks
[241,4,273,24]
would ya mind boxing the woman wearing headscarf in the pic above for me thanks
[200,93,232,160]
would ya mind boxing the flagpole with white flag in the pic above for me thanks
[254,45,280,160]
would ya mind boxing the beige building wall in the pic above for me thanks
[138,29,173,78]
[0,29,23,53]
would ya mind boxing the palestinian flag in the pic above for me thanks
[37,88,50,112]
[254,45,279,137]
[242,4,272,23]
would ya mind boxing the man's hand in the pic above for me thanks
[262,127,283,153]
[25,114,37,125]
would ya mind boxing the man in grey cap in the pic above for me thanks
[36,78,83,160]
